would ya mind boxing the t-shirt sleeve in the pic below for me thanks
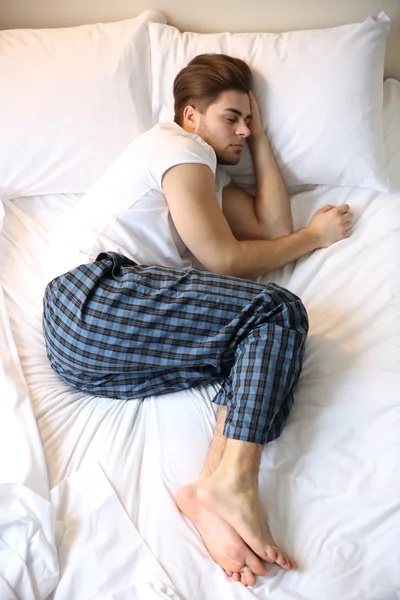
[149,133,217,188]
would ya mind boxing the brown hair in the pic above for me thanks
[173,54,253,125]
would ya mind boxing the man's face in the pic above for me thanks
[191,90,252,165]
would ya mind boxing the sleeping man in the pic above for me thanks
[43,54,353,587]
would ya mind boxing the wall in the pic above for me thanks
[1,0,399,79]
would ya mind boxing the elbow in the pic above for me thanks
[204,259,239,278]
[267,225,293,240]
[212,259,251,280]
[200,246,243,278]
[214,263,241,278]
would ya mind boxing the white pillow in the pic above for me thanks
[0,200,4,233]
[383,78,400,192]
[149,13,390,192]
[0,11,166,199]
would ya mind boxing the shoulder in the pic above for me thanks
[149,122,217,185]
[151,122,217,171]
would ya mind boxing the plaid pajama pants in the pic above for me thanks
[43,252,308,444]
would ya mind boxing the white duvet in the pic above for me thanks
[0,79,400,600]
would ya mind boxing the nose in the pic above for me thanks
[236,122,251,138]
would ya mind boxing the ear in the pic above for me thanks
[182,105,198,132]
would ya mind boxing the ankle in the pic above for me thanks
[206,467,259,495]
[214,439,262,485]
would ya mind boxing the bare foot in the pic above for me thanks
[197,480,297,570]
[176,484,267,586]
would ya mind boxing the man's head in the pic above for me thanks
[173,54,253,165]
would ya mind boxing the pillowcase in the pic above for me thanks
[149,13,390,192]
[0,10,166,199]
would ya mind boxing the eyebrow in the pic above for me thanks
[223,108,252,120]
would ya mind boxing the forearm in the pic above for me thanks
[248,133,292,238]
[215,228,317,279]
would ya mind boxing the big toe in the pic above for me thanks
[246,550,268,576]
[265,545,278,563]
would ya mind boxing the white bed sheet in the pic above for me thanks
[1,79,400,599]
[0,284,58,600]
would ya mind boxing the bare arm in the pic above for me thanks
[221,91,292,241]
[247,90,292,238]
[162,163,352,279]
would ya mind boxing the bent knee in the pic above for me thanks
[264,283,309,336]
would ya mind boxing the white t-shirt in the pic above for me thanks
[67,122,231,270]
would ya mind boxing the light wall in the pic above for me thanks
[1,0,399,79]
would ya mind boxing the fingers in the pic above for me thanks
[318,204,335,213]
[340,205,353,229]
[248,91,263,133]
[248,90,259,109]
[318,203,351,215]
[344,225,353,237]
[333,205,354,231]
[340,211,353,239]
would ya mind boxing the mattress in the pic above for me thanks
[0,78,400,599]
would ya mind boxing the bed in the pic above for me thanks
[1,2,400,599]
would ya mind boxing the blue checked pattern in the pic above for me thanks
[43,252,308,444]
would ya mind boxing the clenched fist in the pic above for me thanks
[307,204,353,248]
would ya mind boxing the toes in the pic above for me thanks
[274,549,286,567]
[279,551,296,570]
[265,546,278,563]
[246,551,268,576]
[232,572,241,582]
[224,570,233,577]
[240,565,256,587]
[271,548,297,570]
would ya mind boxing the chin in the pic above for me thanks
[216,154,241,166]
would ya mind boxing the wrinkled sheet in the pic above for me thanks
[49,462,180,600]
[0,284,58,599]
